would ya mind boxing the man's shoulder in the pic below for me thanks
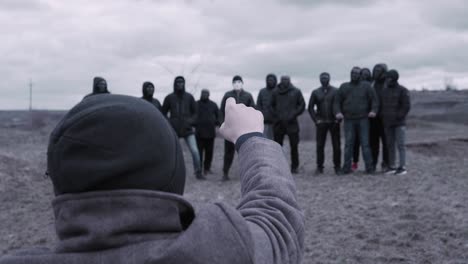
[184,92,195,100]
[312,87,322,94]
[339,82,350,89]
[223,90,235,97]
[399,85,410,93]
[292,86,302,93]
[164,93,176,100]
[209,100,218,107]
[241,90,253,97]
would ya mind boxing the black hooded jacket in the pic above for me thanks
[372,63,388,116]
[196,98,220,139]
[141,82,162,111]
[256,74,277,124]
[380,72,411,127]
[334,80,379,120]
[162,77,198,138]
[220,90,255,123]
[83,77,110,99]
[271,83,306,134]
[308,85,338,124]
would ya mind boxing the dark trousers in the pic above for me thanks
[196,137,215,171]
[223,140,235,173]
[343,118,373,171]
[316,122,341,169]
[370,117,389,168]
[274,131,300,170]
[353,130,360,163]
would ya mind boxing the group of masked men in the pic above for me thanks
[87,63,410,180]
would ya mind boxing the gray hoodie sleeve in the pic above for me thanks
[236,137,305,264]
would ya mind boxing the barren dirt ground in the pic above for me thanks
[1,92,468,263]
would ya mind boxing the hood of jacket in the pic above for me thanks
[52,189,194,253]
[47,94,186,196]
[142,81,155,100]
[173,76,186,95]
[92,77,109,94]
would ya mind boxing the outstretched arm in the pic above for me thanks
[220,98,305,264]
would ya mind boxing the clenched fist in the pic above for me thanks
[220,97,264,144]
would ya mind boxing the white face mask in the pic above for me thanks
[233,80,243,91]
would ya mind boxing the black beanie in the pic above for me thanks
[47,94,186,195]
[232,75,243,83]
[387,69,400,81]
[92,76,109,94]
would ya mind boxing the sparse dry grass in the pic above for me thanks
[1,91,468,263]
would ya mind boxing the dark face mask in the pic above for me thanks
[320,75,330,87]
[175,80,185,94]
[386,70,399,87]
[200,91,209,101]
[266,76,277,89]
[373,67,385,81]
[387,78,398,87]
[144,85,154,98]
[360,70,371,81]
[280,78,290,88]
[351,69,361,82]
[96,80,107,93]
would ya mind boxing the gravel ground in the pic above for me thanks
[0,110,467,264]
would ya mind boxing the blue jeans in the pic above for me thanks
[184,134,201,174]
[263,124,274,140]
[343,118,373,171]
[385,126,406,169]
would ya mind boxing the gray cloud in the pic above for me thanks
[417,0,468,31]
[277,0,379,8]
[0,0,49,11]
[0,0,467,109]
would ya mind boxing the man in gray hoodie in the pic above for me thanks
[0,95,304,264]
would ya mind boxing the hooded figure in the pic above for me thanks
[308,72,341,174]
[369,63,390,170]
[0,94,305,264]
[84,77,110,98]
[360,68,372,83]
[380,70,411,127]
[195,89,220,175]
[256,73,277,140]
[335,67,379,174]
[220,75,256,180]
[141,81,162,111]
[271,75,306,173]
[380,69,411,175]
[256,74,277,124]
[162,76,197,137]
[353,67,372,170]
[162,76,203,179]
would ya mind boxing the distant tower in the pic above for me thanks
[29,78,33,111]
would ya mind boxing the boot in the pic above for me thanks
[196,171,206,180]
[222,171,230,181]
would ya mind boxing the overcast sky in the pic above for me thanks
[1,0,467,109]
